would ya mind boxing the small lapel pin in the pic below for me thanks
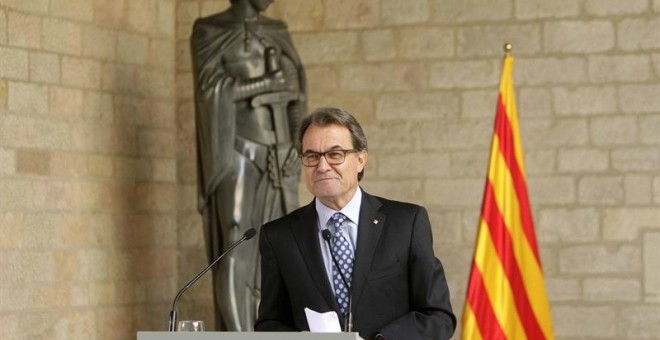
[373,219,379,225]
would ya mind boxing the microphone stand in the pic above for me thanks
[322,229,353,333]
[168,228,257,332]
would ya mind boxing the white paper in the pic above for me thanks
[304,307,342,333]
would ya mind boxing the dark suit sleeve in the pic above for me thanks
[254,225,296,331]
[379,207,457,340]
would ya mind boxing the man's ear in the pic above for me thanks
[357,150,367,173]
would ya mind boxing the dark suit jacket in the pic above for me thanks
[255,190,456,340]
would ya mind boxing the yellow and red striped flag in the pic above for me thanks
[461,47,554,340]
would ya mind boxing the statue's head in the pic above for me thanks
[230,0,273,12]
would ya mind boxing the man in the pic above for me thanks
[255,107,456,339]
[190,0,306,331]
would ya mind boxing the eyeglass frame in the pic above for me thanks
[299,149,360,167]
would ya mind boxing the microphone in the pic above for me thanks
[168,228,257,331]
[322,229,353,333]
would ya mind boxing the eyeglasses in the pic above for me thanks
[300,149,359,167]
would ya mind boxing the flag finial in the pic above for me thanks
[503,43,513,54]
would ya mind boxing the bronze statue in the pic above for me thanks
[190,0,306,331]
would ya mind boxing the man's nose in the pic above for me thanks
[316,155,332,171]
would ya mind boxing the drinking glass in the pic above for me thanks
[177,320,205,332]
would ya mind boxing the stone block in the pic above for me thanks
[382,0,429,25]
[71,122,136,155]
[518,87,552,117]
[603,208,660,241]
[424,178,483,207]
[62,57,102,89]
[201,0,230,17]
[29,51,60,84]
[0,47,28,80]
[450,151,488,178]
[0,9,6,44]
[362,29,395,61]
[527,176,576,204]
[134,183,177,213]
[619,17,660,51]
[157,0,176,38]
[578,176,624,205]
[552,306,616,338]
[50,86,83,118]
[324,0,379,29]
[117,32,149,65]
[127,0,158,34]
[293,32,359,64]
[588,54,651,83]
[0,0,49,14]
[457,24,541,57]
[0,115,71,150]
[558,148,608,172]
[624,174,653,204]
[149,39,175,71]
[537,208,599,243]
[420,119,491,151]
[88,155,114,178]
[376,92,458,121]
[640,114,660,145]
[644,232,660,301]
[341,63,426,91]
[7,11,40,48]
[655,177,660,204]
[524,150,557,176]
[0,147,15,175]
[546,278,580,301]
[136,69,175,98]
[559,245,640,274]
[583,278,641,302]
[49,152,88,178]
[152,159,177,182]
[137,129,176,158]
[93,0,126,29]
[430,60,499,89]
[612,147,660,171]
[379,152,450,179]
[516,57,587,85]
[268,0,324,32]
[305,65,339,93]
[521,118,589,148]
[585,0,648,15]
[0,79,5,108]
[8,81,48,114]
[0,212,22,248]
[515,0,580,19]
[178,213,205,248]
[462,89,498,118]
[176,1,199,40]
[360,179,423,204]
[620,84,660,113]
[428,209,463,245]
[553,85,617,116]
[544,20,614,53]
[433,0,511,22]
[617,305,660,338]
[50,0,93,22]
[83,91,113,122]
[16,149,50,176]
[42,18,82,55]
[82,26,117,60]
[175,71,194,100]
[398,27,454,59]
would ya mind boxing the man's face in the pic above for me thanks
[249,0,273,11]
[301,124,367,210]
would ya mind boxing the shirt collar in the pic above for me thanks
[315,187,362,228]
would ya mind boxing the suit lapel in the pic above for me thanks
[291,200,338,311]
[351,191,385,310]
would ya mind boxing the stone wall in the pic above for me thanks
[0,0,659,339]
[0,0,177,339]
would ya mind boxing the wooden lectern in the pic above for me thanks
[137,332,362,340]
